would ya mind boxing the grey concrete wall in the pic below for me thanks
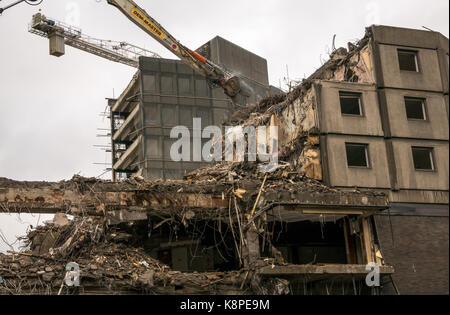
[437,34,449,94]
[325,135,391,189]
[197,36,275,105]
[318,81,384,136]
[133,37,276,180]
[354,26,450,204]
[389,190,449,204]
[382,89,449,140]
[198,36,269,86]
[445,94,449,120]
[370,25,448,93]
[377,45,443,92]
[371,25,445,49]
[139,57,233,180]
[391,139,449,191]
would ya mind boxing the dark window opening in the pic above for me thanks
[264,220,347,265]
[142,220,239,272]
[340,92,362,116]
[412,147,435,171]
[398,50,418,72]
[405,97,426,120]
[346,143,369,168]
[262,217,374,295]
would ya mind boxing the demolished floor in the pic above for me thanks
[0,162,394,295]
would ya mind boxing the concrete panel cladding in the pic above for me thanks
[196,36,277,105]
[390,139,449,191]
[139,57,233,181]
[197,36,269,86]
[325,135,391,189]
[377,45,443,92]
[382,90,449,140]
[370,25,446,92]
[436,33,449,94]
[317,81,383,136]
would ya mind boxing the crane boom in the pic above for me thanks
[106,0,247,98]
[11,0,249,98]
[29,13,161,68]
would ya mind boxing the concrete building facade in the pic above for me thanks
[267,25,448,294]
[109,25,448,294]
[316,26,449,295]
[110,36,278,181]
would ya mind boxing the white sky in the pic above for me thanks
[0,0,448,252]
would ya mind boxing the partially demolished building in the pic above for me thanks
[109,36,280,182]
[229,25,449,294]
[0,171,394,295]
[0,25,448,295]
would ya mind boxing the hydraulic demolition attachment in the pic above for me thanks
[3,0,251,98]
[105,0,251,98]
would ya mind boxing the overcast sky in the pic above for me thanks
[0,0,448,252]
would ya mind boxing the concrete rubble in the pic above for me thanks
[0,162,392,295]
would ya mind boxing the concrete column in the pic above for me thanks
[243,225,260,268]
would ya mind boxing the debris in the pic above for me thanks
[233,188,247,199]
[53,213,70,228]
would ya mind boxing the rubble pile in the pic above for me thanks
[0,165,387,295]
[229,31,372,128]
[0,216,251,295]
[184,161,335,195]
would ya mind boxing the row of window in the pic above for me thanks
[143,74,210,97]
[345,143,436,171]
[339,92,427,120]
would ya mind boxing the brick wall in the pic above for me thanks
[375,215,449,295]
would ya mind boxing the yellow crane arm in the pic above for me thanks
[107,0,245,98]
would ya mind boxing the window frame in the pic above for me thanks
[345,143,371,169]
[411,147,436,172]
[397,49,420,72]
[404,97,428,121]
[339,91,365,117]
[177,75,193,96]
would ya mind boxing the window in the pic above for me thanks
[144,105,159,124]
[340,92,363,116]
[405,97,427,120]
[179,107,193,127]
[196,108,211,126]
[146,138,161,159]
[195,79,209,97]
[162,105,177,126]
[412,147,435,171]
[161,76,174,94]
[346,143,370,168]
[143,75,157,92]
[178,77,192,95]
[398,50,418,72]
